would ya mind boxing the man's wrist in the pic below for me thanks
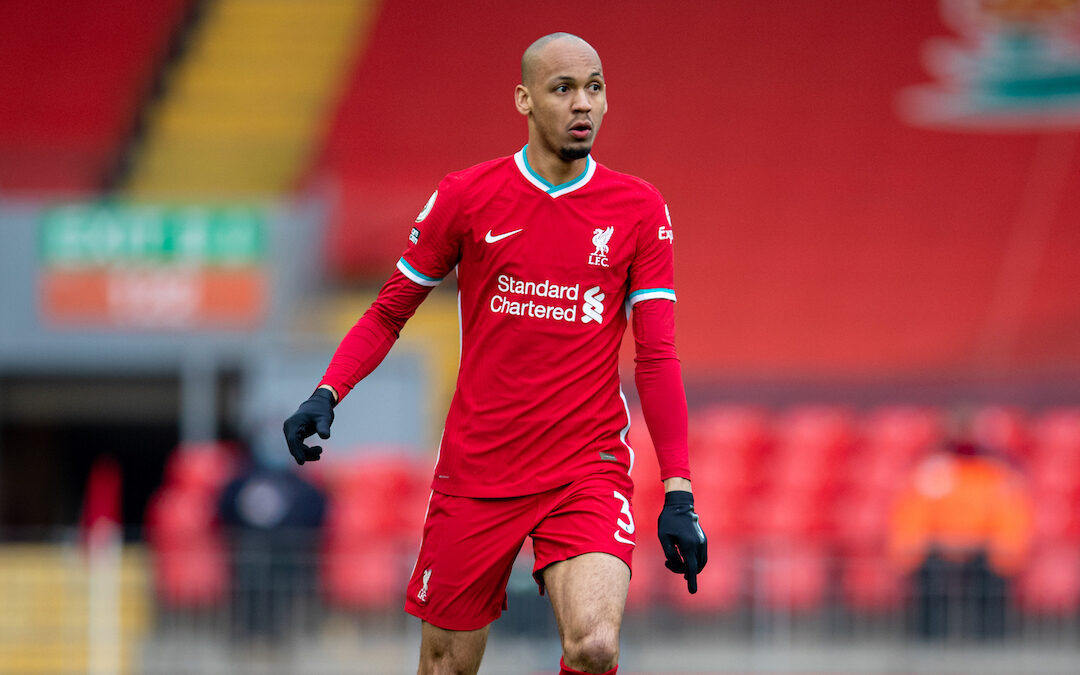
[316,384,339,404]
[663,476,691,493]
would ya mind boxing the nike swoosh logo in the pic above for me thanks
[613,531,636,546]
[484,228,524,243]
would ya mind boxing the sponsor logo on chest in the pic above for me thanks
[484,225,622,326]
[490,275,606,325]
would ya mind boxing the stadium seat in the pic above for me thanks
[125,0,374,196]
[831,491,893,554]
[841,553,904,612]
[971,406,1030,463]
[773,405,855,459]
[746,490,825,542]
[767,406,854,498]
[320,451,430,538]
[144,485,229,607]
[162,442,239,494]
[765,445,834,496]
[321,541,402,611]
[1028,408,1080,495]
[859,406,943,461]
[319,451,430,610]
[689,405,770,495]
[0,0,194,191]
[1030,493,1080,544]
[1016,544,1080,615]
[1027,450,1080,498]
[667,540,743,613]
[692,488,741,540]
[755,542,829,613]
[1032,408,1080,454]
[842,447,915,497]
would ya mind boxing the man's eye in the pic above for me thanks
[555,85,569,93]
[589,83,602,92]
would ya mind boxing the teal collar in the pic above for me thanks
[514,145,596,198]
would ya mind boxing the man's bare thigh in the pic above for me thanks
[543,552,630,640]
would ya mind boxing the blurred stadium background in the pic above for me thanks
[1,0,1079,673]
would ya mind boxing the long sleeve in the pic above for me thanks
[632,298,691,481]
[319,270,434,400]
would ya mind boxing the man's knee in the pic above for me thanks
[418,622,488,675]
[418,646,484,675]
[418,654,478,675]
[563,624,619,672]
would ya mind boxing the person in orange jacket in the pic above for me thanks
[889,413,1033,639]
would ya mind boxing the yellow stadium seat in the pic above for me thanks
[124,0,377,197]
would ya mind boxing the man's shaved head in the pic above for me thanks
[521,32,600,87]
[515,31,607,169]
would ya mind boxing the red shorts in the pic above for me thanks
[404,471,636,631]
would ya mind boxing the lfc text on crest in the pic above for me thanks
[589,226,614,267]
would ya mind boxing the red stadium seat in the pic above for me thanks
[766,406,854,500]
[692,488,741,540]
[1030,492,1080,545]
[0,0,195,191]
[321,451,430,537]
[319,451,430,610]
[667,540,743,613]
[1017,545,1080,615]
[1032,408,1080,454]
[689,405,771,494]
[971,406,1031,463]
[1028,450,1080,498]
[841,553,904,612]
[163,442,239,494]
[321,541,403,610]
[860,406,943,462]
[831,492,893,554]
[842,447,917,497]
[1028,409,1080,495]
[144,485,228,608]
[765,446,834,496]
[773,405,855,460]
[755,542,829,613]
[746,490,826,542]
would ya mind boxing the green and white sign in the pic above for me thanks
[39,203,266,266]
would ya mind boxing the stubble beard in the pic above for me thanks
[559,144,591,161]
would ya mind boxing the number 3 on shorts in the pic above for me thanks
[613,490,635,546]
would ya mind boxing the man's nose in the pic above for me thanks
[572,89,591,111]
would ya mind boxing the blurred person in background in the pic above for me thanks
[283,32,706,675]
[218,448,327,644]
[889,408,1033,640]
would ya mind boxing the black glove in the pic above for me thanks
[283,388,336,465]
[657,490,708,594]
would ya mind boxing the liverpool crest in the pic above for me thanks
[589,226,614,267]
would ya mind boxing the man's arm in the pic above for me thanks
[283,271,434,464]
[633,298,708,593]
[318,271,434,401]
[633,298,690,481]
[285,177,462,464]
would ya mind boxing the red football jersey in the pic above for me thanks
[394,146,676,498]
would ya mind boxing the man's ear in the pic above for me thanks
[514,84,531,115]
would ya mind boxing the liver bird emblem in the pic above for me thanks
[592,226,614,255]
